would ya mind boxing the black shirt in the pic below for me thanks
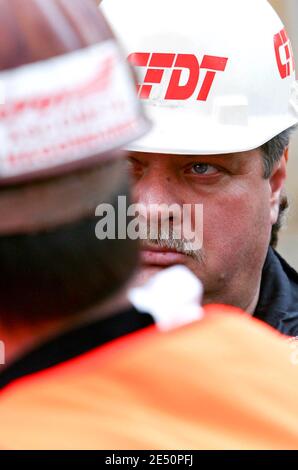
[0,307,154,390]
[254,247,298,336]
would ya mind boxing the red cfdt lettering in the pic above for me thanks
[127,52,228,101]
[274,28,295,79]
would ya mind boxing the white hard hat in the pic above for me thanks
[101,0,298,155]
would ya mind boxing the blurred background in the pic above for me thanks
[269,0,298,269]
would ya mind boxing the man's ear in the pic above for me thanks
[269,148,288,225]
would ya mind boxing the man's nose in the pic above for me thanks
[134,165,179,209]
[133,164,182,228]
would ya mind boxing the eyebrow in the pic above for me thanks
[169,154,245,165]
[128,151,259,168]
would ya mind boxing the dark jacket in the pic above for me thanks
[254,247,298,336]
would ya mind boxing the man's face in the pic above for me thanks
[128,150,278,311]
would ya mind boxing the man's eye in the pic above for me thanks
[191,164,218,175]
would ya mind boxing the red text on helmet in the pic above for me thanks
[128,53,228,101]
[274,28,295,79]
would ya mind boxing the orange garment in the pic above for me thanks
[0,305,297,450]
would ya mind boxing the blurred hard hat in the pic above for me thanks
[0,0,149,184]
[101,0,298,155]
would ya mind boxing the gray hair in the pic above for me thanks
[260,126,297,247]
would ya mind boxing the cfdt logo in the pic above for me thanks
[274,28,295,79]
[128,52,228,101]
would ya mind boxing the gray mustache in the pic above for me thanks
[141,227,205,263]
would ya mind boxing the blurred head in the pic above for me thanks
[0,0,148,324]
